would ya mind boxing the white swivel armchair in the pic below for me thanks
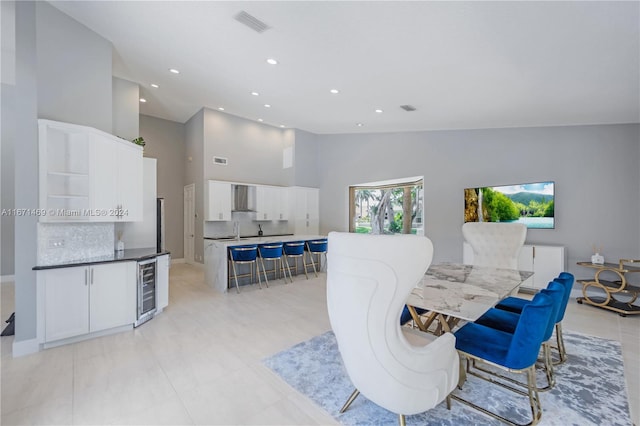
[326,232,459,426]
[462,222,526,269]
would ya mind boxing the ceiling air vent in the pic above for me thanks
[234,11,271,33]
[213,156,228,166]
[400,105,417,112]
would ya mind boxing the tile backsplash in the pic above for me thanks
[37,222,115,266]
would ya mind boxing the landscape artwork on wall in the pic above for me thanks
[464,181,555,229]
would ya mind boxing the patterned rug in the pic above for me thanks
[263,330,632,425]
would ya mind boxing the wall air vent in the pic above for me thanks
[400,105,417,112]
[213,156,228,166]
[234,11,271,33]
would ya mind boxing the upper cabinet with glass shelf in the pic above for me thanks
[38,119,143,222]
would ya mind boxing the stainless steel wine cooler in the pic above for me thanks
[134,258,157,327]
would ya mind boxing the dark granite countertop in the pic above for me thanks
[33,248,170,270]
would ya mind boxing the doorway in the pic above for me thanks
[184,184,195,264]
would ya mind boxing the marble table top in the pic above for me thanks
[405,262,534,322]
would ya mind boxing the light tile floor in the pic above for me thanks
[1,264,638,425]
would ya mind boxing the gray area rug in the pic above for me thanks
[263,330,631,425]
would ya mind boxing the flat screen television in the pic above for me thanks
[464,181,555,229]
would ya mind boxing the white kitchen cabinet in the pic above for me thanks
[517,245,566,291]
[255,186,289,221]
[205,180,232,221]
[156,254,170,311]
[43,266,89,342]
[463,242,566,291]
[255,185,275,221]
[40,262,136,343]
[90,132,143,222]
[38,119,143,222]
[289,186,319,234]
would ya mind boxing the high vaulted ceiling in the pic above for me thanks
[51,1,639,134]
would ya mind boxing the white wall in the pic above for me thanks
[316,124,640,275]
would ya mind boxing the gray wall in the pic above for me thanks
[13,0,39,344]
[10,1,115,347]
[293,129,320,188]
[112,77,139,140]
[202,108,291,186]
[316,124,640,275]
[184,109,204,262]
[140,114,185,258]
[1,83,15,276]
[35,2,112,133]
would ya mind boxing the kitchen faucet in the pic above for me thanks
[233,221,240,240]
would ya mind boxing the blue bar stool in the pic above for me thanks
[304,239,328,277]
[283,241,307,280]
[228,245,261,293]
[258,242,290,286]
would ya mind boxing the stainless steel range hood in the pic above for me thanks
[233,184,256,212]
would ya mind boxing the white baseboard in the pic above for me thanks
[12,338,39,357]
[170,258,185,265]
[1,275,15,283]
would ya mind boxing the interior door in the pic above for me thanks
[184,184,195,264]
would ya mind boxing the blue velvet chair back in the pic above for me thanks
[307,239,328,253]
[229,245,258,262]
[505,292,554,370]
[258,243,284,259]
[555,273,574,323]
[284,241,305,256]
[540,281,564,342]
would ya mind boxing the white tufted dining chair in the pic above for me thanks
[326,232,459,426]
[462,222,527,270]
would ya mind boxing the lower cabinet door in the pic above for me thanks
[89,262,136,333]
[44,266,90,342]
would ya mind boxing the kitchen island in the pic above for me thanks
[204,235,325,293]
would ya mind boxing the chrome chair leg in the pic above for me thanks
[454,356,543,425]
[552,322,567,365]
[398,414,406,426]
[340,388,360,413]
[231,260,240,294]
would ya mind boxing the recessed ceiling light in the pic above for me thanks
[150,83,159,88]
[280,125,285,128]
[264,104,271,108]
[330,89,339,94]
[218,107,225,111]
[375,109,383,113]
[251,91,259,96]
[356,123,364,127]
[169,68,180,74]
[266,58,278,65]
[139,98,147,103]
[257,118,264,122]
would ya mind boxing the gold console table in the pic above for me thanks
[576,259,640,316]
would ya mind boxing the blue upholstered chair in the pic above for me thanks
[304,239,328,277]
[258,242,290,286]
[473,280,565,391]
[452,291,555,425]
[283,241,308,280]
[228,245,261,293]
[496,272,575,364]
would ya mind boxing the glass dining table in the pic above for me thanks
[405,262,534,335]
